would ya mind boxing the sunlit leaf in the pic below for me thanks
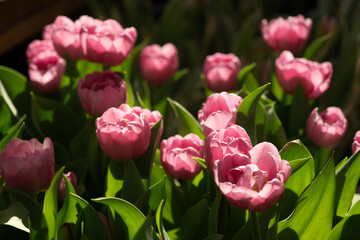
[0,115,26,151]
[304,33,334,60]
[156,199,170,240]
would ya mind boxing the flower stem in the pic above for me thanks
[251,211,262,240]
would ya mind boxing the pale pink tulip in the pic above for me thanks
[275,50,332,99]
[352,131,360,154]
[139,43,179,85]
[26,39,55,62]
[306,107,347,148]
[203,53,241,92]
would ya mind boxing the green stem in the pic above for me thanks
[251,211,262,240]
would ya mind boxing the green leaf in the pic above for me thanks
[148,176,166,212]
[203,234,224,240]
[241,72,260,93]
[335,150,360,217]
[193,157,207,170]
[278,153,336,240]
[162,176,185,225]
[0,114,26,151]
[156,199,170,240]
[288,85,310,137]
[121,160,146,204]
[167,97,204,139]
[270,73,284,102]
[264,103,287,148]
[288,157,311,174]
[105,161,124,198]
[76,60,102,79]
[42,167,64,240]
[304,33,334,60]
[208,189,222,235]
[69,193,111,240]
[173,68,189,82]
[236,83,270,145]
[93,197,149,240]
[238,63,257,84]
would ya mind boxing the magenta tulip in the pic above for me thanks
[77,70,127,116]
[139,43,179,85]
[58,171,77,202]
[213,142,291,211]
[275,50,332,99]
[0,138,55,194]
[203,53,241,92]
[306,107,347,148]
[261,14,312,52]
[198,92,243,137]
[352,131,360,154]
[95,105,150,161]
[160,134,204,179]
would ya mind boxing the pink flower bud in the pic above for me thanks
[160,134,204,180]
[77,70,127,116]
[95,104,151,161]
[58,171,77,202]
[198,92,243,137]
[203,53,241,92]
[275,50,332,99]
[81,18,137,66]
[213,142,291,211]
[306,107,348,148]
[0,138,55,194]
[139,43,179,85]
[28,50,66,93]
[261,14,312,52]
[205,125,252,171]
[26,39,55,62]
[352,131,360,154]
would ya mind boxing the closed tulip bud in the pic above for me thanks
[306,107,347,148]
[0,138,55,194]
[352,131,360,154]
[58,171,77,203]
[139,43,179,85]
[160,134,204,180]
[203,53,241,92]
[261,14,312,53]
[213,142,291,211]
[77,70,127,116]
[198,92,243,137]
[275,51,332,99]
[95,104,151,162]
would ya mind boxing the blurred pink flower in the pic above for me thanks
[306,107,347,148]
[205,125,252,171]
[160,134,204,179]
[95,104,150,161]
[81,18,137,66]
[261,14,312,52]
[139,43,179,85]
[58,171,77,202]
[203,53,241,92]
[352,131,360,154]
[213,142,291,211]
[198,92,243,137]
[275,50,332,99]
[77,70,127,116]
[26,39,54,62]
[0,138,55,194]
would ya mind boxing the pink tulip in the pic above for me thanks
[139,43,179,85]
[26,39,55,62]
[28,50,66,93]
[160,134,204,179]
[213,142,291,211]
[198,92,243,137]
[275,50,332,99]
[95,104,150,161]
[306,107,347,148]
[205,125,252,171]
[77,70,127,116]
[58,171,77,202]
[352,131,360,154]
[261,14,312,52]
[42,23,54,41]
[81,18,137,66]
[0,138,55,194]
[203,53,241,92]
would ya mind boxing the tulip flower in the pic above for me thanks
[203,53,241,92]
[0,138,55,194]
[352,131,360,154]
[261,14,312,53]
[139,43,179,85]
[58,171,77,202]
[275,51,332,99]
[77,70,127,116]
[95,105,150,162]
[198,92,243,137]
[213,142,291,211]
[26,39,55,62]
[306,107,347,148]
[160,134,204,179]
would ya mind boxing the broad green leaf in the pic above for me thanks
[278,154,336,240]
[271,73,284,102]
[0,201,29,231]
[93,197,148,240]
[148,176,166,212]
[224,207,247,239]
[288,85,310,137]
[162,176,185,225]
[242,72,260,93]
[76,60,102,79]
[237,63,256,84]
[42,167,64,240]
[167,97,204,139]
[203,234,224,240]
[69,193,111,240]
[156,199,170,240]
[236,83,270,145]
[121,160,146,204]
[304,33,334,60]
[208,188,222,235]
[105,161,124,198]
[288,157,311,174]
[264,103,287,148]
[255,103,266,143]
[335,150,360,217]
[0,114,26,151]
